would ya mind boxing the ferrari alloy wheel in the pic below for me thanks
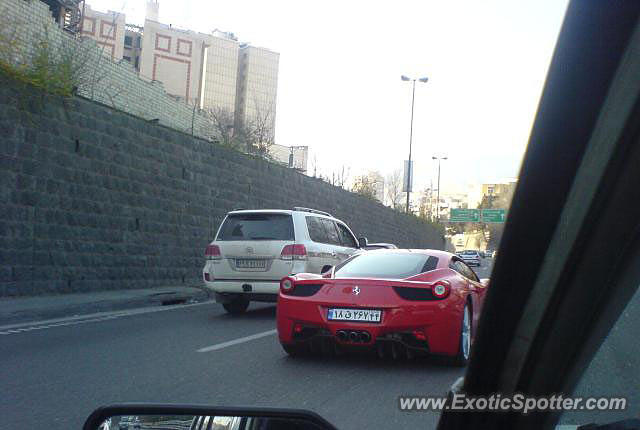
[453,303,472,366]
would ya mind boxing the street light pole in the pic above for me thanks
[401,75,428,214]
[432,156,447,222]
[406,80,416,214]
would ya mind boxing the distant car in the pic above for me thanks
[277,249,489,365]
[202,207,364,314]
[363,243,398,250]
[459,250,481,266]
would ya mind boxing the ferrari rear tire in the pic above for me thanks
[452,303,472,367]
[281,343,305,357]
[222,298,249,315]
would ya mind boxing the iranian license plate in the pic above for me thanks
[235,259,267,269]
[327,308,381,323]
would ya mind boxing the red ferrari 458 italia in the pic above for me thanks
[276,249,489,365]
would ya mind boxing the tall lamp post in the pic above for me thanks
[401,75,429,214]
[432,156,447,221]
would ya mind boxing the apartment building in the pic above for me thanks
[138,19,208,103]
[199,33,240,113]
[123,24,143,70]
[80,4,125,60]
[234,45,280,138]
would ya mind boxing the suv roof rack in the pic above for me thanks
[293,207,333,217]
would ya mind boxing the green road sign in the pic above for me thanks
[450,209,480,222]
[482,209,507,223]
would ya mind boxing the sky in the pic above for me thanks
[91,0,569,194]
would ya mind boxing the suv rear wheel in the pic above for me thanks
[222,298,250,315]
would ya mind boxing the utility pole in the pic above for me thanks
[432,156,447,222]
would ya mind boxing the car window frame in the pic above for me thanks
[450,257,479,282]
[335,221,358,248]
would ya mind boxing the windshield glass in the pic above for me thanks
[334,253,439,279]
[217,214,294,241]
[0,0,577,428]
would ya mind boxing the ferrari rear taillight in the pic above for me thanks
[280,244,307,260]
[204,244,221,260]
[432,281,450,299]
[280,276,295,292]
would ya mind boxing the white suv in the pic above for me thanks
[202,208,364,314]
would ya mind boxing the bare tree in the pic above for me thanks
[204,106,241,149]
[352,176,377,200]
[385,169,403,209]
[331,165,350,188]
[241,94,276,157]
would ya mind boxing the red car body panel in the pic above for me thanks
[276,250,488,357]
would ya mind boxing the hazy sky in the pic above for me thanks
[92,0,569,193]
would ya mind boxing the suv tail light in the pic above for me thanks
[205,244,221,260]
[280,244,307,260]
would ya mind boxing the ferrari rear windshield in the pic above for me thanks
[334,253,439,279]
[217,213,294,241]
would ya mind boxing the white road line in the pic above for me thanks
[197,329,277,353]
[0,315,121,335]
[0,301,213,335]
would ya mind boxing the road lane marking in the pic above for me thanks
[0,301,212,335]
[197,329,277,352]
[0,315,122,335]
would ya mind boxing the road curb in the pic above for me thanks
[0,285,212,327]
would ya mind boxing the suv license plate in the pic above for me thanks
[236,259,267,269]
[327,308,381,323]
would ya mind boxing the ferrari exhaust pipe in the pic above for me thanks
[349,331,359,342]
[360,331,371,343]
[336,330,347,342]
[391,342,399,360]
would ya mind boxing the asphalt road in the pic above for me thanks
[2,256,637,429]
[0,258,495,430]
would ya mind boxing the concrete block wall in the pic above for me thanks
[0,79,446,297]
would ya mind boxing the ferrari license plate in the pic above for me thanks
[327,308,381,323]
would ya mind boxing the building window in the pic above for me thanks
[135,36,141,48]
[123,56,131,62]
[124,35,132,47]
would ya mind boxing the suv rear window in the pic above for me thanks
[217,213,294,241]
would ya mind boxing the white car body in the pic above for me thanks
[202,208,361,306]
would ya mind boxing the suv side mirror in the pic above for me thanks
[358,237,368,248]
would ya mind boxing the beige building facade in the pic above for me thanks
[80,4,125,61]
[139,19,208,103]
[200,34,240,113]
[235,45,279,137]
